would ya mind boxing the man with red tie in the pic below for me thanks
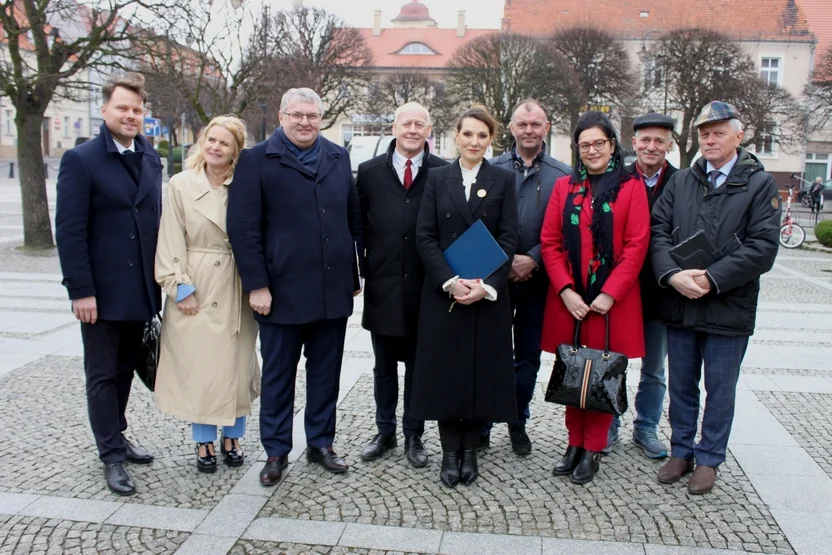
[355,103,448,468]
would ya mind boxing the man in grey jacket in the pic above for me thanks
[487,99,571,454]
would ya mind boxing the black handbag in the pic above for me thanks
[544,314,628,415]
[135,314,161,392]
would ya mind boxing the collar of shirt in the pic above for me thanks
[114,138,135,154]
[459,159,482,200]
[637,161,666,189]
[706,153,738,187]
[392,148,425,184]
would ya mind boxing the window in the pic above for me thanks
[754,122,776,157]
[396,42,436,55]
[760,58,780,86]
[64,116,69,137]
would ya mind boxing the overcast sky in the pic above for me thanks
[266,0,505,29]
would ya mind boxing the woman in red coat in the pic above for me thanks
[540,111,650,484]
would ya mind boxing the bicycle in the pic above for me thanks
[780,190,806,249]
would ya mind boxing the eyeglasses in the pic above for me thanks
[577,139,610,154]
[281,111,321,124]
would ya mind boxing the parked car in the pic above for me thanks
[346,135,390,175]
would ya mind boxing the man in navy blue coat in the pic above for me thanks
[228,88,362,486]
[56,73,162,496]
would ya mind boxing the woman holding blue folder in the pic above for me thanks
[154,116,260,474]
[411,107,519,488]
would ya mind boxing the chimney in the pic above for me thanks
[457,10,466,38]
[373,10,382,36]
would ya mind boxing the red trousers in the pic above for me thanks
[565,406,614,452]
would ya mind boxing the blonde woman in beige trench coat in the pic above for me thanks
[154,116,260,474]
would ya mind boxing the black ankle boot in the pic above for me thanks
[439,450,461,488]
[459,448,478,485]
[552,446,584,476]
[570,450,601,485]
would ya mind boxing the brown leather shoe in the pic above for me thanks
[259,456,288,487]
[688,465,717,494]
[657,457,695,484]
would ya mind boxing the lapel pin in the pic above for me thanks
[477,189,487,198]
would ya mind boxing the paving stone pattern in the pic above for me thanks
[0,514,188,554]
[0,355,302,510]
[759,276,832,304]
[231,540,426,555]
[758,391,832,480]
[260,377,793,554]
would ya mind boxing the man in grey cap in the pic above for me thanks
[604,113,677,459]
[488,98,570,454]
[650,101,780,494]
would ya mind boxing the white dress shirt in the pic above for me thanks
[442,159,497,301]
[113,137,135,154]
[392,148,425,185]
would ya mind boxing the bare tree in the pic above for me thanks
[736,75,807,157]
[806,47,832,133]
[548,27,636,153]
[365,71,455,136]
[0,0,157,249]
[133,0,264,126]
[446,33,571,151]
[257,6,374,130]
[645,29,757,168]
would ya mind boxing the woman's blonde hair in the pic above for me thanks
[186,115,247,182]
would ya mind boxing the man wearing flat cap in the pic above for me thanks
[650,101,780,494]
[604,113,677,460]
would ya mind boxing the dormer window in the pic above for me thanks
[396,42,436,55]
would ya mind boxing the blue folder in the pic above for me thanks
[443,219,509,280]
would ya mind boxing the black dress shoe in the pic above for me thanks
[104,462,135,496]
[508,424,532,456]
[307,447,349,473]
[570,450,601,485]
[220,436,244,467]
[439,450,461,488]
[123,436,154,464]
[552,446,585,476]
[260,455,289,486]
[196,442,217,474]
[477,432,490,450]
[360,434,397,461]
[405,436,428,468]
[459,448,478,485]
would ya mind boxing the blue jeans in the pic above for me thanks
[613,319,667,433]
[666,328,748,467]
[192,416,247,443]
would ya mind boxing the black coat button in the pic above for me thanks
[446,213,451,218]
[134,208,139,213]
[320,208,326,213]
[129,232,135,239]
[324,236,329,242]
[326,265,331,271]
[403,273,408,278]
[127,260,134,267]
[153,207,157,212]
[405,198,410,203]
[403,234,408,240]
[452,232,458,238]
[483,212,488,217]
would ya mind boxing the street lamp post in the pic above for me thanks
[259,103,267,143]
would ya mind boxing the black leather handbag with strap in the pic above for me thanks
[544,314,628,415]
[135,313,161,392]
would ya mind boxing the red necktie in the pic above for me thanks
[403,159,413,191]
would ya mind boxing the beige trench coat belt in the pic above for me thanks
[185,245,243,337]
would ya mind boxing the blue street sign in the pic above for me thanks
[143,117,161,137]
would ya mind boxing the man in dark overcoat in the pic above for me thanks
[651,101,780,494]
[56,73,161,496]
[228,88,362,486]
[604,113,678,459]
[355,102,448,468]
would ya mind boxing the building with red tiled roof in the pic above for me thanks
[322,1,497,157]
[797,0,832,67]
[501,0,819,182]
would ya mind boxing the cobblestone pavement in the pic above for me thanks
[260,377,792,554]
[0,515,188,554]
[2,171,832,554]
[757,391,832,480]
